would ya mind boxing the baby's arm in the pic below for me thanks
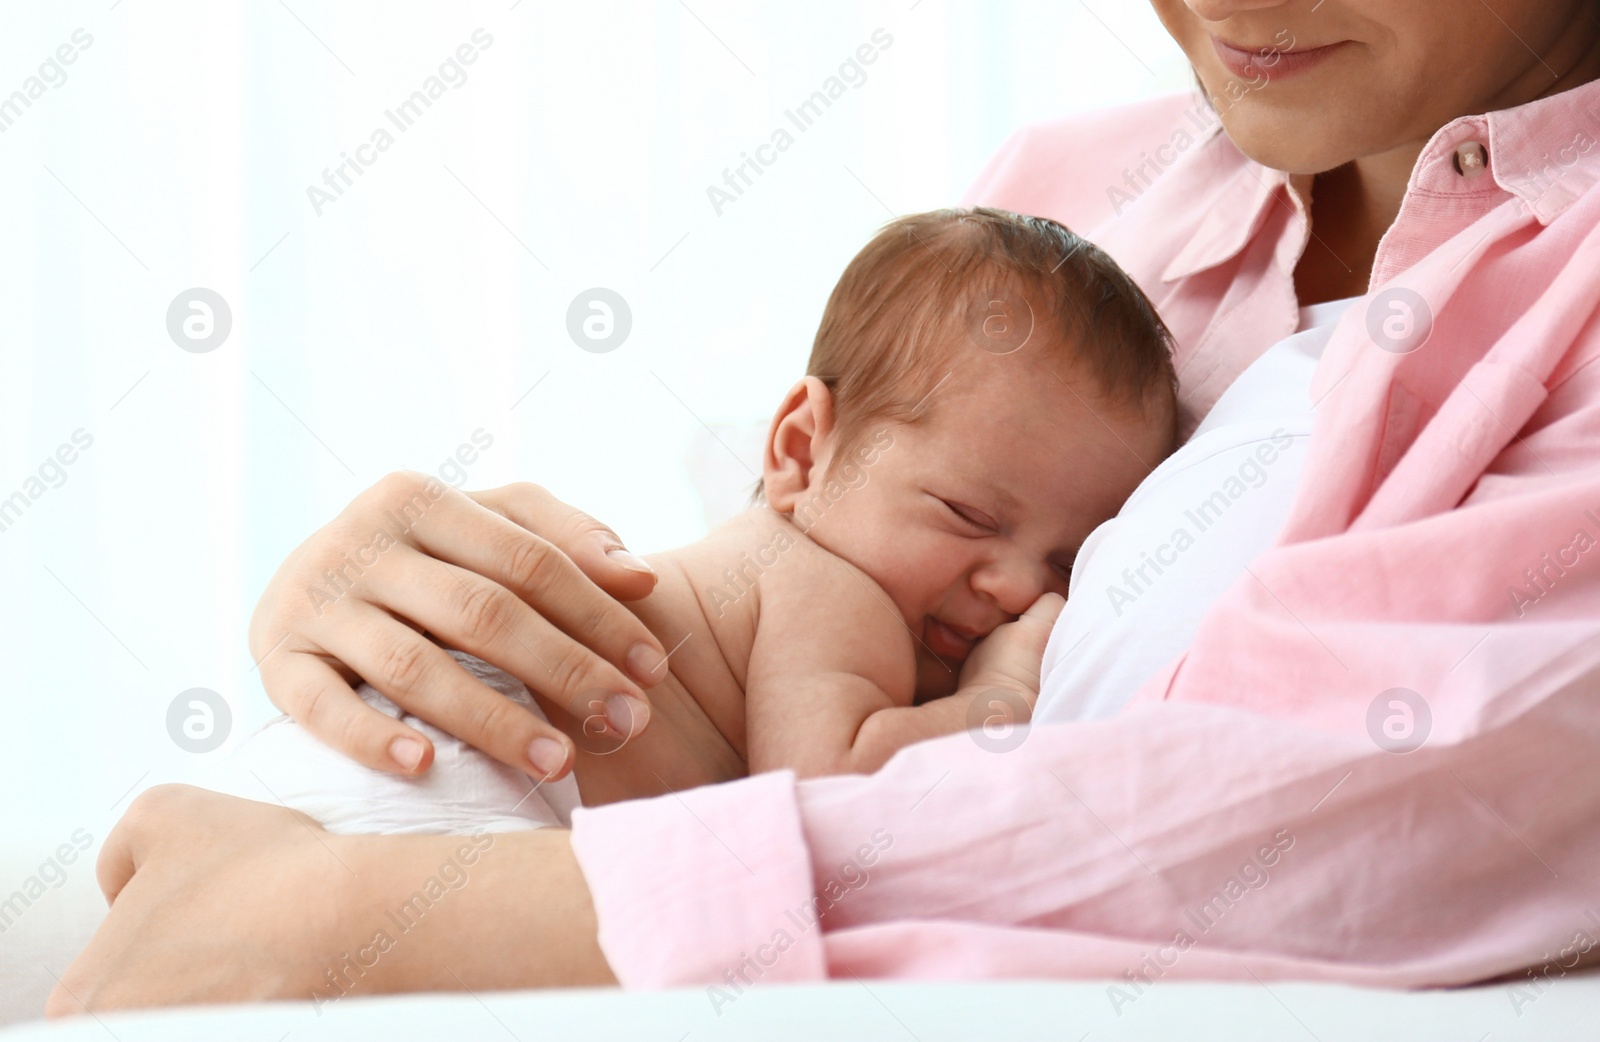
[744,550,1057,778]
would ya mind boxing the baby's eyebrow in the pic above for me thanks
[974,476,1023,517]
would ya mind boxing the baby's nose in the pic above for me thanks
[970,557,1048,617]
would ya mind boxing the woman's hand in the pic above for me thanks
[47,785,614,1015]
[248,472,669,780]
[47,785,356,1013]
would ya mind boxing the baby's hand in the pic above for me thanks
[955,593,1066,710]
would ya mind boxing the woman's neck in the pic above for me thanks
[1294,142,1420,306]
[1295,30,1600,307]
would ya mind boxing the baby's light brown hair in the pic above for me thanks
[819,204,1171,448]
[760,207,1177,500]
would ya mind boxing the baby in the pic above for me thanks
[222,207,1177,833]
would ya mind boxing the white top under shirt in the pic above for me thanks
[1035,296,1358,724]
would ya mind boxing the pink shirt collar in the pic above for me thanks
[1161,75,1600,289]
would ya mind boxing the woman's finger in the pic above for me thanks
[258,648,440,774]
[469,481,660,601]
[313,608,580,780]
[359,552,653,739]
[393,482,669,689]
[94,798,143,906]
[249,471,667,776]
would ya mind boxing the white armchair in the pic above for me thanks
[0,820,107,1026]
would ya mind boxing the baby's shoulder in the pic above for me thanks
[745,515,912,655]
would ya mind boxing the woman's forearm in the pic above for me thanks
[332,827,617,996]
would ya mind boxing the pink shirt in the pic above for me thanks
[571,82,1600,994]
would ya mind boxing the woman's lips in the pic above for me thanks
[925,617,977,661]
[1210,35,1349,83]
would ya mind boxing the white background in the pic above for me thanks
[0,1,1186,839]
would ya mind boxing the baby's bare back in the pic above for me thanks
[538,512,797,804]
[547,510,908,804]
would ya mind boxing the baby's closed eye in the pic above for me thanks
[937,497,998,533]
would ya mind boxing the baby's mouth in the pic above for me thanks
[924,616,978,661]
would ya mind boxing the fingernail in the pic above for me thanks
[605,693,648,737]
[605,546,656,575]
[390,736,426,772]
[527,737,569,778]
[626,642,668,684]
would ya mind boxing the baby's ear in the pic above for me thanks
[761,377,838,511]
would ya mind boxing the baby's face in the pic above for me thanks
[801,358,1167,700]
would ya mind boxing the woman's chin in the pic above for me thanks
[1213,106,1369,177]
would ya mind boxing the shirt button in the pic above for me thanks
[1454,142,1488,178]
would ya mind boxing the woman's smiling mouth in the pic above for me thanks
[1211,35,1351,84]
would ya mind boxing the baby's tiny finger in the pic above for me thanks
[1024,592,1066,624]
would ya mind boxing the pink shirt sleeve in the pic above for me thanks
[571,92,1600,994]
[574,443,1600,991]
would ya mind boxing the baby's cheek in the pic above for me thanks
[831,506,957,616]
[863,545,942,615]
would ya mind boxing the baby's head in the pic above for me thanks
[761,207,1176,698]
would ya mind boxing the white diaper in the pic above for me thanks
[205,649,582,835]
